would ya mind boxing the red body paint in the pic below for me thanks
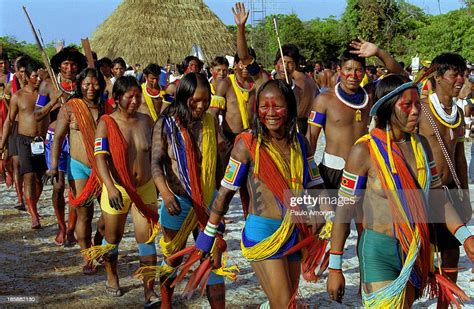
[258,97,287,126]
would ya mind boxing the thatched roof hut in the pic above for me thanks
[90,0,235,66]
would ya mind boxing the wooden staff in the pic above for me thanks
[273,16,289,84]
[22,6,61,94]
[81,38,95,68]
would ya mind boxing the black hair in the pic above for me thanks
[112,75,141,103]
[431,52,467,77]
[182,56,203,72]
[143,63,161,77]
[211,56,229,68]
[161,72,211,130]
[373,74,412,129]
[339,48,366,69]
[16,56,30,70]
[75,68,106,99]
[98,57,112,67]
[111,57,126,69]
[22,56,42,79]
[0,53,8,61]
[252,79,298,145]
[274,44,301,66]
[50,46,87,73]
[234,48,257,66]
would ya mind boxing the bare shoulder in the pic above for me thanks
[345,140,371,175]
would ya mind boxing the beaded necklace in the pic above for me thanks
[335,82,368,122]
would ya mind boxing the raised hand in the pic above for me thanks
[232,2,249,27]
[349,38,379,58]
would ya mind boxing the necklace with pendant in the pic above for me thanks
[335,82,368,122]
[428,93,461,140]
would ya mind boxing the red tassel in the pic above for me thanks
[428,273,471,308]
[166,245,196,263]
[170,250,201,288]
[283,235,315,257]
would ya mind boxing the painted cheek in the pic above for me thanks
[275,107,287,117]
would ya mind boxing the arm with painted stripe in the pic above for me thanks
[327,141,369,303]
[196,138,251,253]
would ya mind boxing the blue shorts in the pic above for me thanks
[242,214,301,262]
[159,193,223,285]
[67,157,91,181]
[45,129,69,172]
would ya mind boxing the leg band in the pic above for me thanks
[102,238,119,255]
[138,242,157,256]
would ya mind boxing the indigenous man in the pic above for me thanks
[2,55,28,209]
[209,56,229,96]
[305,41,404,194]
[137,63,164,123]
[418,53,472,309]
[197,79,330,308]
[0,57,54,228]
[233,3,318,135]
[47,68,105,274]
[210,52,256,163]
[0,53,12,86]
[36,47,87,245]
[152,73,226,309]
[327,74,474,308]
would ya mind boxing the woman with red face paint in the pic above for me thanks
[151,72,227,309]
[327,74,474,307]
[88,76,160,306]
[196,79,331,308]
[46,68,105,274]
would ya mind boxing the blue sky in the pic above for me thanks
[0,0,466,45]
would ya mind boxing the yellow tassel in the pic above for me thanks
[386,124,397,174]
[241,212,295,261]
[253,136,262,176]
[212,252,240,281]
[319,219,333,240]
[146,222,161,244]
[134,265,175,280]
[355,109,362,122]
[159,210,198,257]
[81,243,116,261]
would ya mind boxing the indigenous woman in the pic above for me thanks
[196,79,329,308]
[327,74,474,308]
[151,72,226,309]
[48,68,105,273]
[92,76,159,306]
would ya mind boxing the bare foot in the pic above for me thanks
[54,230,66,246]
[83,261,97,275]
[14,203,26,211]
[64,233,77,247]
[31,218,41,229]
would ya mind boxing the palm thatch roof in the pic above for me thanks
[90,0,236,66]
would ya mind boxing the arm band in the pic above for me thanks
[221,157,249,191]
[196,220,220,253]
[307,156,324,187]
[35,95,49,107]
[94,137,110,156]
[338,170,367,198]
[429,161,442,188]
[308,111,326,128]
[328,251,343,270]
[454,225,472,244]
[210,95,226,110]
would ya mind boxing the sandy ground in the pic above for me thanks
[0,137,473,308]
